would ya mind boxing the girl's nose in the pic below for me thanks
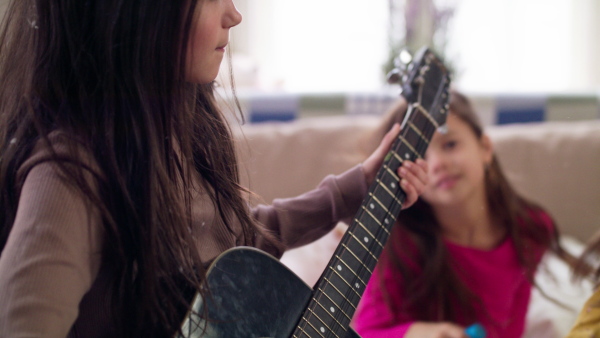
[224,0,243,29]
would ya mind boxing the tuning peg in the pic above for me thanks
[387,49,413,85]
[386,68,402,84]
[397,49,413,66]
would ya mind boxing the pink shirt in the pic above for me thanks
[352,211,552,338]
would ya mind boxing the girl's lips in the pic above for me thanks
[435,176,458,189]
[216,43,228,52]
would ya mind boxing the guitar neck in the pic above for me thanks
[292,106,439,338]
[291,47,450,338]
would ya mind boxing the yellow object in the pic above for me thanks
[566,289,600,338]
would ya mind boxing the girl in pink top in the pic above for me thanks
[353,91,574,338]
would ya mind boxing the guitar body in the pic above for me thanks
[179,247,360,338]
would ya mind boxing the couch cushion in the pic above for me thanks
[488,120,600,243]
[236,116,600,243]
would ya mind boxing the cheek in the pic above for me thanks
[188,24,210,59]
[185,22,219,83]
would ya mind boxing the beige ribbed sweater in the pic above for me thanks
[0,142,368,337]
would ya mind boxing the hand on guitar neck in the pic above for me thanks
[362,121,428,210]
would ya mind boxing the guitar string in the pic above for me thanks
[346,230,379,262]
[312,301,348,336]
[382,163,401,184]
[309,248,373,333]
[328,265,362,299]
[298,243,369,336]
[304,307,341,338]
[375,177,403,207]
[316,285,353,321]
[334,253,368,288]
[355,218,385,249]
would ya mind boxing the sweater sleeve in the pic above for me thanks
[251,164,368,257]
[0,162,103,338]
[352,251,414,337]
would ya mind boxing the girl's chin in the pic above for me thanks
[423,192,463,207]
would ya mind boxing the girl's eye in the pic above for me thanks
[442,140,457,150]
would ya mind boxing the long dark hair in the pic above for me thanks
[378,90,574,325]
[0,0,266,335]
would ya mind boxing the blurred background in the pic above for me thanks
[1,0,598,124]
[227,0,600,94]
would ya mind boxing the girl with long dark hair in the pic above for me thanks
[353,90,575,338]
[0,1,428,336]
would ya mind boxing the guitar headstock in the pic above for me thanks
[387,47,451,130]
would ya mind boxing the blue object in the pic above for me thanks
[465,323,486,338]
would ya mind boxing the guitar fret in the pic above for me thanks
[399,135,422,159]
[359,210,394,247]
[390,150,405,164]
[375,178,402,206]
[301,316,326,338]
[356,219,385,248]
[328,266,362,300]
[347,230,378,261]
[314,294,352,322]
[360,205,383,227]
[334,254,368,286]
[383,164,400,181]
[305,308,341,338]
[407,121,429,144]
[295,326,310,338]
[317,286,350,317]
[357,206,394,241]
[323,277,357,310]
[328,267,360,299]
[369,192,393,214]
[403,124,429,157]
[338,239,379,287]
[413,103,439,129]
[340,243,373,274]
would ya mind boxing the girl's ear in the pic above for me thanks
[480,134,494,166]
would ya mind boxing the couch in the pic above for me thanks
[233,110,600,337]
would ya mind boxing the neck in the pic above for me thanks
[432,195,504,250]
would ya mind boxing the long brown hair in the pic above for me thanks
[572,229,600,287]
[0,0,269,336]
[378,90,574,325]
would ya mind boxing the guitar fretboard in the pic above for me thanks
[292,49,450,338]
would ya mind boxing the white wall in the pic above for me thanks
[231,0,600,94]
[447,0,600,94]
[230,0,389,92]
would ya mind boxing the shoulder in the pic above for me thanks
[16,131,100,192]
[523,205,555,232]
[7,131,105,258]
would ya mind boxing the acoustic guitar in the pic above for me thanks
[177,46,451,338]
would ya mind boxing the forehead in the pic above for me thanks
[431,114,470,140]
